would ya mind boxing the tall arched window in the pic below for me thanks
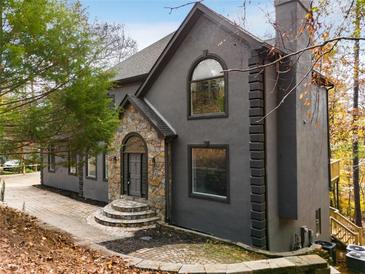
[189,57,227,117]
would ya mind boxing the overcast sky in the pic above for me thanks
[79,0,275,50]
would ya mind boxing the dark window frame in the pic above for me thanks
[85,152,97,180]
[187,53,229,120]
[48,145,56,173]
[103,152,108,182]
[188,144,230,203]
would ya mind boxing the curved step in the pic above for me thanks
[103,204,156,220]
[94,210,159,228]
[111,199,149,213]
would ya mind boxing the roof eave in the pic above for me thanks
[119,95,177,139]
[113,73,148,86]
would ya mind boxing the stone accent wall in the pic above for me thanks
[108,104,166,219]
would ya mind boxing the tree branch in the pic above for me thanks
[164,0,203,14]
[223,36,365,73]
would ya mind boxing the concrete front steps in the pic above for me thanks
[94,199,159,228]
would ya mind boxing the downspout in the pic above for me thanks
[263,61,269,251]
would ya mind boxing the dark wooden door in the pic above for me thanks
[128,153,142,197]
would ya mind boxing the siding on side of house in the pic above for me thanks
[42,152,109,203]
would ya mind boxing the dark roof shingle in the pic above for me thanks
[111,33,174,81]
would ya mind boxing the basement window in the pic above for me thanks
[189,145,229,202]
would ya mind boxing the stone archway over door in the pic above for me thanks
[108,103,169,219]
[122,134,148,198]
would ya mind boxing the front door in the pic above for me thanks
[128,153,142,197]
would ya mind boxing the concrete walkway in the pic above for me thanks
[1,173,126,243]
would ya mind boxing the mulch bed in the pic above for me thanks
[0,204,164,273]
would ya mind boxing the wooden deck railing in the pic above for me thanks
[330,207,364,245]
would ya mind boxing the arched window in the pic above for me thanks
[189,57,227,117]
[124,135,146,154]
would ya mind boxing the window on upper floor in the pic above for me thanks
[189,57,227,118]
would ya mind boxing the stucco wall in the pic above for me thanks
[266,61,330,251]
[144,15,261,244]
[42,152,108,203]
[109,81,142,106]
[108,104,166,218]
[83,153,108,202]
[42,153,79,193]
[296,83,330,243]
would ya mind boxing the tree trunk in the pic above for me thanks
[78,152,84,198]
[0,0,3,76]
[352,0,362,227]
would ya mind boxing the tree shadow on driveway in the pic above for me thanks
[98,225,265,264]
[99,225,207,254]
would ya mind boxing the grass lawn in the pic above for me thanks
[0,205,164,273]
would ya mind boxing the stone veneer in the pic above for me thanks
[108,104,166,219]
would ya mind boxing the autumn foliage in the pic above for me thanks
[0,205,164,273]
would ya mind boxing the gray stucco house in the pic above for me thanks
[42,0,331,251]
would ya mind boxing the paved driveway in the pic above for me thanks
[1,172,122,243]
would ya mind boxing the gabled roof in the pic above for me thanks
[111,33,174,82]
[121,95,176,138]
[134,2,266,98]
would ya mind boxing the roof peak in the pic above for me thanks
[193,2,264,44]
[111,2,267,83]
[135,1,267,97]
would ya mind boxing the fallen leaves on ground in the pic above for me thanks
[0,204,165,273]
